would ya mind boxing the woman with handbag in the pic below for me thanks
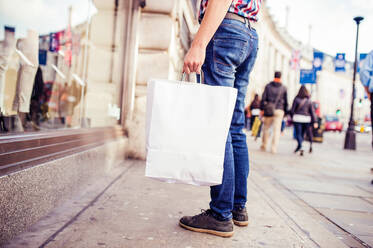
[290,86,318,155]
[249,94,261,130]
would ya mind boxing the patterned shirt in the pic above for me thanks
[199,0,262,23]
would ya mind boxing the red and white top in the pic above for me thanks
[199,0,262,22]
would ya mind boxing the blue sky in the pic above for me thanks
[266,0,373,61]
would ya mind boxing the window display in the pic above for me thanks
[0,0,123,134]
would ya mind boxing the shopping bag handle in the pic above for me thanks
[181,72,204,84]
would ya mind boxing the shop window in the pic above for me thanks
[0,0,124,135]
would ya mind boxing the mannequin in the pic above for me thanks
[2,49,22,123]
[0,26,18,132]
[29,66,44,129]
[0,26,16,115]
[12,29,39,128]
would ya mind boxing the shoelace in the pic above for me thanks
[191,209,211,220]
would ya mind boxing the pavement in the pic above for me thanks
[5,129,373,248]
[248,129,373,248]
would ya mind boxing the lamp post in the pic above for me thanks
[344,16,364,150]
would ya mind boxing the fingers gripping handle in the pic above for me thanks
[180,72,204,84]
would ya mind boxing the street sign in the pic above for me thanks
[313,51,324,71]
[358,53,368,72]
[300,69,316,84]
[335,53,346,72]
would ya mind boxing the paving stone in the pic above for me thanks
[356,235,373,248]
[279,179,373,197]
[317,209,373,236]
[295,192,373,213]
[317,209,373,247]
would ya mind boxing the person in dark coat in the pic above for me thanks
[290,86,318,155]
[260,71,288,154]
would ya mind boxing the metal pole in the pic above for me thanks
[344,16,364,150]
[285,6,290,29]
[307,25,312,47]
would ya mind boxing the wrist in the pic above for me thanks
[191,39,208,50]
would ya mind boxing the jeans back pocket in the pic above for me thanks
[213,37,248,76]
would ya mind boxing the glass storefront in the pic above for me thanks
[0,0,124,134]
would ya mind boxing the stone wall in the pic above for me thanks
[0,138,127,245]
[126,0,198,159]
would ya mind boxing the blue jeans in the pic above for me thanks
[293,122,311,149]
[202,19,258,220]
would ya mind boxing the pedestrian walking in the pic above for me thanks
[359,50,373,184]
[180,0,261,237]
[290,86,318,155]
[249,94,261,130]
[359,50,373,150]
[260,71,288,154]
[244,105,250,130]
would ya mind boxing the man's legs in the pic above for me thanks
[179,19,258,237]
[207,21,258,221]
[261,116,273,151]
[271,110,284,153]
[202,20,256,220]
[232,46,258,210]
[305,123,313,152]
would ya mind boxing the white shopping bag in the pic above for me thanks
[145,78,237,186]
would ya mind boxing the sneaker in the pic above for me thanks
[294,146,301,153]
[179,209,234,237]
[232,207,248,226]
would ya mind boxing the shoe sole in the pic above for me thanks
[233,219,249,226]
[179,221,234,238]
